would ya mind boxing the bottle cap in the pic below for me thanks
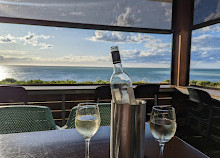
[111,46,121,64]
[111,46,119,52]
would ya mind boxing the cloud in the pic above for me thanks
[0,32,53,49]
[38,43,53,49]
[51,55,111,63]
[0,49,28,57]
[88,30,171,67]
[192,34,220,49]
[204,1,220,22]
[120,49,141,58]
[119,47,171,65]
[88,30,154,43]
[115,7,141,26]
[0,0,172,30]
[0,34,16,43]
[144,39,171,53]
[0,54,112,66]
[88,31,171,57]
[191,34,220,63]
[204,12,220,22]
[0,55,32,64]
[161,2,172,22]
[199,25,220,33]
[18,32,52,49]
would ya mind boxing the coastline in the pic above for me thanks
[0,78,219,88]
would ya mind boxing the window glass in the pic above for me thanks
[194,0,220,25]
[0,23,172,84]
[0,0,172,30]
[190,24,220,88]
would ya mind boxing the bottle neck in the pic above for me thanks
[113,62,124,73]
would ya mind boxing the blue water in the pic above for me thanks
[0,65,219,83]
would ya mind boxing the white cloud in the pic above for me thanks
[205,12,220,22]
[0,32,53,49]
[88,30,171,66]
[0,34,16,43]
[88,31,171,56]
[18,32,52,48]
[204,1,220,22]
[38,43,53,49]
[0,49,28,57]
[88,30,154,43]
[120,49,140,58]
[199,25,220,33]
[115,7,141,26]
[191,34,220,63]
[161,2,172,22]
[0,54,111,66]
[144,39,171,53]
[0,0,172,30]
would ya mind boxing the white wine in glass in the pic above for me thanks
[150,106,177,158]
[75,103,101,158]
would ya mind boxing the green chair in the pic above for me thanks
[0,105,59,134]
[62,103,111,129]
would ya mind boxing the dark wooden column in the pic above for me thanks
[171,0,194,86]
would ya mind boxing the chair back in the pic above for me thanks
[186,88,213,137]
[94,85,111,103]
[0,86,28,104]
[134,84,160,105]
[64,103,111,129]
[187,88,212,104]
[65,106,77,129]
[0,105,58,134]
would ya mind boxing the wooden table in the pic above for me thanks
[0,124,208,158]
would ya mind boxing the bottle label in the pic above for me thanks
[112,87,136,105]
[111,51,121,64]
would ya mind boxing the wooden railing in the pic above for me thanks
[1,85,218,127]
[23,85,176,126]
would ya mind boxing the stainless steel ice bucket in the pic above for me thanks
[110,99,146,158]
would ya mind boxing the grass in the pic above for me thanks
[0,78,219,88]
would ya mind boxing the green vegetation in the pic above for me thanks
[0,78,219,88]
[189,80,220,88]
[160,79,220,88]
[160,79,170,84]
[0,78,149,85]
[0,78,109,85]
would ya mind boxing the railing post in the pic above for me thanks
[61,94,66,126]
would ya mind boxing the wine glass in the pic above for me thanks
[150,106,177,158]
[75,103,101,158]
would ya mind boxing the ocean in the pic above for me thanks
[0,65,219,83]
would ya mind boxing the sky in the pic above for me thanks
[0,22,220,68]
[0,22,173,68]
[0,0,219,69]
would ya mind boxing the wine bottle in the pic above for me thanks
[110,46,135,105]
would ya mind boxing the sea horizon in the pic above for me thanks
[1,64,220,70]
[0,65,219,83]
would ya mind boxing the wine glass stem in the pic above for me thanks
[85,138,91,158]
[159,143,165,158]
